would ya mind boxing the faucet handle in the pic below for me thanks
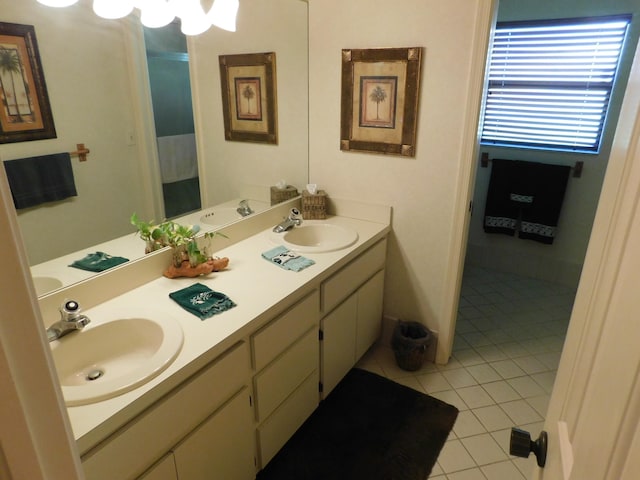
[289,208,301,219]
[60,300,81,321]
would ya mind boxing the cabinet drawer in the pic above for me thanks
[252,289,319,372]
[82,342,249,480]
[257,370,319,469]
[254,327,318,422]
[322,239,386,313]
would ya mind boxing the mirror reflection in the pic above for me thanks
[0,0,308,295]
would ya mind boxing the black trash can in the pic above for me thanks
[391,320,432,371]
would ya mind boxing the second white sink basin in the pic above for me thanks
[200,207,245,227]
[270,221,358,253]
[50,310,184,406]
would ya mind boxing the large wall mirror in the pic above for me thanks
[0,0,308,296]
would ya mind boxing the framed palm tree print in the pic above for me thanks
[0,22,56,144]
[219,52,277,144]
[341,47,422,156]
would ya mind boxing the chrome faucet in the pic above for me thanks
[236,199,254,217]
[46,300,90,342]
[273,208,303,233]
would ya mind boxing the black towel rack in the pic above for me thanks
[480,152,583,178]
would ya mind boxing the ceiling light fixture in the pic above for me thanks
[36,0,239,36]
[92,0,135,20]
[209,0,239,32]
[173,0,211,36]
[138,0,175,28]
[36,0,79,7]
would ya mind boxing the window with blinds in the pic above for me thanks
[480,15,631,153]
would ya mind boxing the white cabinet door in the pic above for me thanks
[320,294,357,397]
[137,455,177,480]
[355,270,384,360]
[173,388,255,480]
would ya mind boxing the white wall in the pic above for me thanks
[189,0,308,207]
[467,0,640,287]
[308,0,494,357]
[0,2,150,265]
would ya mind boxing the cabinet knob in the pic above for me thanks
[509,427,548,467]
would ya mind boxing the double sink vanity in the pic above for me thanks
[39,197,391,480]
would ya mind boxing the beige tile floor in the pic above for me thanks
[356,265,575,480]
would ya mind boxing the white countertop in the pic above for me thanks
[63,211,390,454]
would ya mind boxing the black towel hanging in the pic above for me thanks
[3,152,77,209]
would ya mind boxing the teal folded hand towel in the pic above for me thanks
[169,283,236,320]
[262,245,315,272]
[69,251,129,272]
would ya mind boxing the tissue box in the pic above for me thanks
[270,185,299,205]
[301,190,327,219]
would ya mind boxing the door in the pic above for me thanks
[532,39,640,480]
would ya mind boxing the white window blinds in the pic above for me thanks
[481,16,631,153]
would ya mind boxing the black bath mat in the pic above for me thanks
[256,368,458,480]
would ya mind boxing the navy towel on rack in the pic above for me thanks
[3,153,77,209]
[483,159,533,237]
[483,159,570,244]
[519,162,571,244]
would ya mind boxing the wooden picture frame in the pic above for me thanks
[219,52,277,144]
[341,47,422,156]
[0,22,56,144]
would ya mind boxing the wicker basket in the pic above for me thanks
[301,190,327,219]
[270,185,299,205]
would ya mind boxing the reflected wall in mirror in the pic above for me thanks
[0,0,308,295]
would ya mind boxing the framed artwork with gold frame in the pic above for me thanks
[0,22,56,144]
[340,47,422,156]
[218,52,277,144]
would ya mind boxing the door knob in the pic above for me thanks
[509,427,548,467]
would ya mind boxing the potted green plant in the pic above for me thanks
[130,213,167,253]
[131,213,230,278]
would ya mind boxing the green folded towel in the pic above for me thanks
[262,245,315,272]
[169,283,236,320]
[69,251,129,272]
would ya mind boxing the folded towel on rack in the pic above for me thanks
[3,153,77,209]
[519,162,571,244]
[483,159,571,244]
[262,245,315,272]
[69,252,129,272]
[483,159,532,237]
[169,283,236,320]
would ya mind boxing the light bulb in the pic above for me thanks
[139,0,175,28]
[93,0,135,20]
[177,0,211,36]
[37,0,79,6]
[209,0,239,32]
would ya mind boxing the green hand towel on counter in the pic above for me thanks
[69,251,129,272]
[169,283,236,320]
[261,245,315,272]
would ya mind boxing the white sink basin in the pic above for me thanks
[270,222,358,253]
[200,207,244,226]
[33,276,63,296]
[50,311,183,406]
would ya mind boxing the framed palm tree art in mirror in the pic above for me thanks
[0,22,56,144]
[218,52,277,144]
